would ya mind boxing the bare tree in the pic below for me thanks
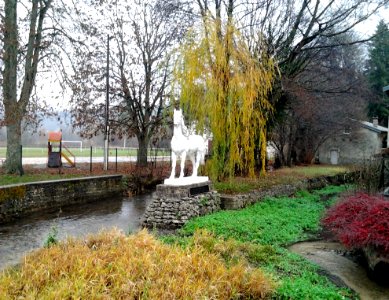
[2,0,54,174]
[270,38,370,165]
[1,0,84,174]
[71,0,193,166]
[237,0,388,76]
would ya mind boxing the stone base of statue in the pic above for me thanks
[163,176,209,186]
[142,177,220,229]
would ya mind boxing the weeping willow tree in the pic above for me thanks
[175,17,276,180]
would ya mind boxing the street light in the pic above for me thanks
[104,35,110,171]
[383,85,389,148]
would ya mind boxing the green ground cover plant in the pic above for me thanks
[174,185,357,299]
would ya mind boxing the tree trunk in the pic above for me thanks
[137,135,149,166]
[3,0,21,174]
[4,120,23,175]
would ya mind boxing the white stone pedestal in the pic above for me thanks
[163,176,209,186]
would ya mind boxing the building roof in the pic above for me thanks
[384,85,389,96]
[360,121,388,133]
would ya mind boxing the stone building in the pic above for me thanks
[316,119,388,165]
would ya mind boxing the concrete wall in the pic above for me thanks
[0,175,123,224]
[317,127,384,165]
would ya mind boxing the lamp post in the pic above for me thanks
[104,35,110,171]
[383,85,389,148]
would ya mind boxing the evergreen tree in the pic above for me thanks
[366,20,389,121]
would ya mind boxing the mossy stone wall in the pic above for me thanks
[0,175,123,223]
[142,182,220,229]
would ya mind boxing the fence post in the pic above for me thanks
[90,146,92,173]
[19,145,24,176]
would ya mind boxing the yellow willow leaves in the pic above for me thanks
[175,18,275,179]
[0,229,274,299]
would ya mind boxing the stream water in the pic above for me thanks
[290,241,389,300]
[0,194,153,271]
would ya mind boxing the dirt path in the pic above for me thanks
[289,241,389,300]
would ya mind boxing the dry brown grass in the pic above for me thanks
[0,229,273,299]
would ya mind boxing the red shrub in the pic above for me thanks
[322,192,389,254]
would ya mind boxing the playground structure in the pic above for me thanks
[47,131,75,168]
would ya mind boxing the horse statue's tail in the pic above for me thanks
[200,150,206,165]
[200,135,208,165]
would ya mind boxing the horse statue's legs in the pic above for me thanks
[179,151,186,178]
[193,150,204,177]
[169,151,177,179]
[188,153,196,177]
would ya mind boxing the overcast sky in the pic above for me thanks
[24,3,389,135]
[355,6,388,37]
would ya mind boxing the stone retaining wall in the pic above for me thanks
[0,175,123,224]
[142,173,353,229]
[142,182,220,229]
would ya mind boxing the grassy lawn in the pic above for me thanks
[163,185,357,299]
[214,165,351,193]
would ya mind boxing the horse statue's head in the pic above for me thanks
[173,109,183,126]
[173,109,189,136]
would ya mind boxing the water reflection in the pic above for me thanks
[0,194,153,270]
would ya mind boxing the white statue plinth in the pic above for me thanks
[164,176,209,186]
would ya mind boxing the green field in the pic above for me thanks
[0,147,170,158]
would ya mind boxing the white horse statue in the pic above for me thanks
[165,109,208,185]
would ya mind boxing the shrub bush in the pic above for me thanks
[354,158,383,193]
[322,192,389,254]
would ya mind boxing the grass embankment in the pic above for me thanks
[166,185,357,299]
[0,164,348,189]
[214,165,350,194]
